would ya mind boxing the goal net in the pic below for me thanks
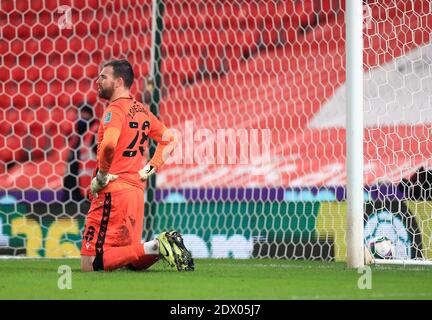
[1,0,431,264]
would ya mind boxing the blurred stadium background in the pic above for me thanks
[1,0,432,263]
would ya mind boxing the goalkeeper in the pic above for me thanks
[80,59,193,272]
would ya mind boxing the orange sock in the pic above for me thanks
[129,254,160,271]
[102,243,144,271]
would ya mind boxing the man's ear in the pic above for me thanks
[114,77,123,89]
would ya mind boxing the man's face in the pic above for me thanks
[96,66,115,100]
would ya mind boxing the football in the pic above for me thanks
[368,236,395,260]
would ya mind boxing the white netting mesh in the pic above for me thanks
[0,0,431,262]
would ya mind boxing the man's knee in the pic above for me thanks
[81,255,95,272]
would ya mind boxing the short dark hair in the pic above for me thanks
[103,59,134,89]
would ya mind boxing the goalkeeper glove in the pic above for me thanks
[138,164,156,181]
[90,171,118,198]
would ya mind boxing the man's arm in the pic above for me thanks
[98,127,120,173]
[139,113,177,181]
[90,107,124,198]
[90,127,121,198]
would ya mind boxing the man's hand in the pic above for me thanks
[90,171,118,198]
[138,164,156,181]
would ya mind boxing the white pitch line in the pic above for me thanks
[291,292,432,299]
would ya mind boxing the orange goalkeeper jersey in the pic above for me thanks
[94,96,169,192]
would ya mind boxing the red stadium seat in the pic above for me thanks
[296,0,316,26]
[77,52,90,65]
[78,79,92,94]
[17,25,31,39]
[19,81,33,96]
[46,122,57,136]
[0,148,13,165]
[66,0,87,13]
[36,108,50,124]
[46,22,59,39]
[9,12,23,27]
[85,65,98,78]
[38,10,52,26]
[75,21,88,37]
[51,107,64,123]
[47,52,61,67]
[24,39,39,55]
[36,136,50,150]
[34,52,48,66]
[2,25,16,40]
[203,45,224,75]
[21,108,35,123]
[35,81,48,96]
[0,122,12,136]
[43,0,56,11]
[27,94,42,109]
[50,81,63,96]
[7,136,21,150]
[65,108,77,122]
[5,81,18,96]
[1,0,13,12]
[4,53,17,67]
[72,93,85,106]
[57,93,71,107]
[71,64,84,80]
[31,24,46,40]
[53,133,68,150]
[13,122,28,136]
[163,54,200,87]
[54,37,68,54]
[0,95,11,109]
[42,94,56,108]
[55,65,70,81]
[69,37,82,52]
[10,39,24,55]
[41,66,55,82]
[0,66,10,82]
[83,36,97,53]
[11,67,25,81]
[23,136,36,150]
[23,10,37,25]
[12,95,26,110]
[6,108,19,123]
[30,122,43,137]
[26,67,40,81]
[222,29,260,70]
[64,52,76,65]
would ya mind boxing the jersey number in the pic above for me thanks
[122,121,150,157]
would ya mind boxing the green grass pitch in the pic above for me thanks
[1,258,431,299]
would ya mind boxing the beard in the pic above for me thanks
[98,85,114,100]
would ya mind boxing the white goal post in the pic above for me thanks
[373,259,432,267]
[346,0,365,268]
[353,0,432,267]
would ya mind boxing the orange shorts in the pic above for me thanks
[81,186,144,256]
